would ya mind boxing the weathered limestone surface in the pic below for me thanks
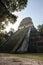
[0,17,43,53]
[17,27,31,53]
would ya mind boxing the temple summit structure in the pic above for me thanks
[0,17,43,53]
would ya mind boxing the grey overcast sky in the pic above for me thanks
[5,0,43,31]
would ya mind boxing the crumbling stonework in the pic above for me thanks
[0,17,43,53]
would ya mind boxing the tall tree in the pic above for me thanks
[37,24,43,34]
[0,0,28,29]
[0,0,28,43]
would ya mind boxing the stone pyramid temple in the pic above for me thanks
[0,17,43,53]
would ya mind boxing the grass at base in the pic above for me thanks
[0,53,43,61]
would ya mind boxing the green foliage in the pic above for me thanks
[11,53,43,60]
[0,53,43,61]
[0,32,6,44]
[0,0,28,29]
[0,32,10,44]
[2,0,28,12]
[0,28,14,44]
[0,28,28,53]
[37,24,43,34]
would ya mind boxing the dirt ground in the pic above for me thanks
[0,55,43,65]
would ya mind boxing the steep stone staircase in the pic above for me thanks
[0,26,43,53]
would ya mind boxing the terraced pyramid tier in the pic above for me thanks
[0,17,43,53]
